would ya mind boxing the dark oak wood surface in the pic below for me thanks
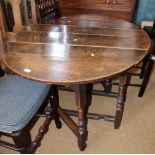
[2,16,150,85]
[40,17,139,29]
[58,0,137,22]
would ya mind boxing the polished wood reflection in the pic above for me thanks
[8,31,149,49]
[3,16,150,85]
[41,18,139,29]
[29,24,139,36]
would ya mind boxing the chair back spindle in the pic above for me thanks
[35,0,59,23]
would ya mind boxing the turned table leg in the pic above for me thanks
[50,85,62,129]
[74,84,92,151]
[114,74,128,129]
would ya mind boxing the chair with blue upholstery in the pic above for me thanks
[0,33,61,153]
[0,75,62,153]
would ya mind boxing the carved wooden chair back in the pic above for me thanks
[34,0,60,23]
[0,1,6,40]
[1,0,39,31]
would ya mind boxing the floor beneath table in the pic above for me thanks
[1,67,155,154]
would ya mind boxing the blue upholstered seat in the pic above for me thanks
[0,75,50,132]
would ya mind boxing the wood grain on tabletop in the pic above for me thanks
[2,16,150,85]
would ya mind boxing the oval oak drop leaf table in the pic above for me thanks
[2,16,150,151]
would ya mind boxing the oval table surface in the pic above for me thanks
[2,15,151,85]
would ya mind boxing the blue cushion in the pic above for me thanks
[0,75,51,132]
[135,0,155,25]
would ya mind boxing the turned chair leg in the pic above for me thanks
[114,74,128,129]
[138,60,154,97]
[50,85,62,129]
[12,131,32,154]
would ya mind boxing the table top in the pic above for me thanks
[2,16,151,85]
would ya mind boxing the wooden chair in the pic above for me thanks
[1,0,36,32]
[0,33,61,153]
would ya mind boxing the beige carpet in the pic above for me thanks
[1,68,155,154]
